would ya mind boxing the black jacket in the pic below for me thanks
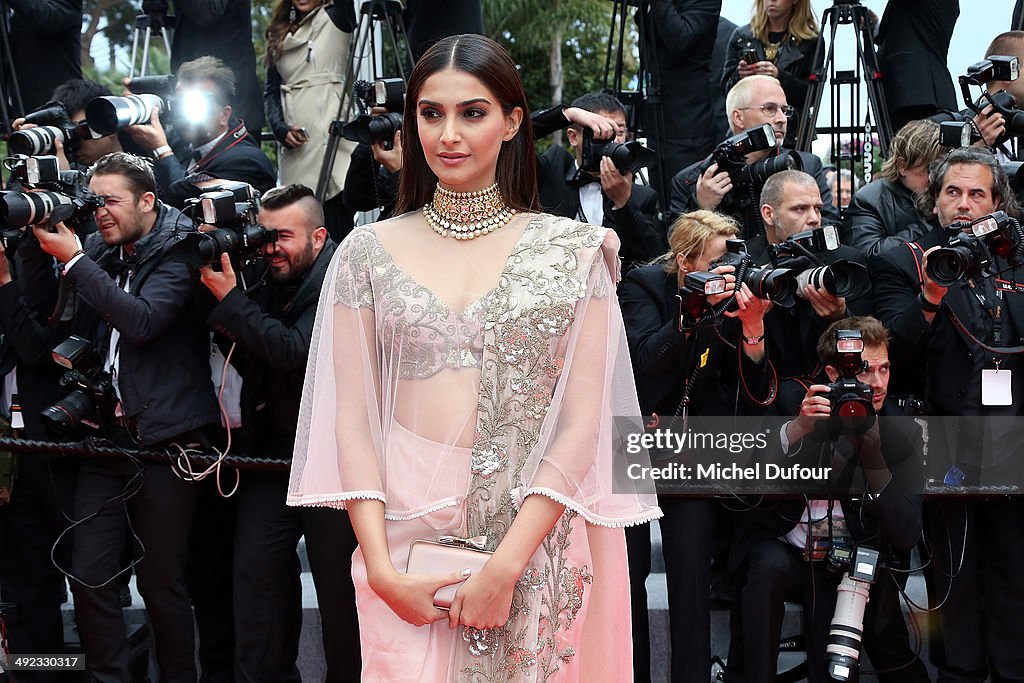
[171,0,266,137]
[721,24,820,148]
[620,263,774,418]
[58,203,220,445]
[875,0,958,121]
[153,119,276,209]
[537,145,665,273]
[730,400,924,574]
[870,223,1024,409]
[668,148,840,237]
[206,241,336,459]
[8,0,82,115]
[842,178,930,259]
[343,143,399,220]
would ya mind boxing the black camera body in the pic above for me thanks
[711,239,797,307]
[769,226,871,300]
[823,329,875,435]
[342,78,406,149]
[0,156,105,252]
[8,102,93,158]
[40,336,119,436]
[173,182,277,267]
[925,211,1024,286]
[580,128,656,175]
[699,124,803,192]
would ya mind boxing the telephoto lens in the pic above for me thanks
[0,191,74,228]
[825,575,871,681]
[8,126,66,156]
[85,94,164,135]
[794,260,870,299]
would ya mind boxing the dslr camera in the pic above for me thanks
[580,128,656,175]
[0,155,105,252]
[925,211,1024,286]
[341,78,406,150]
[699,124,803,191]
[711,239,797,307]
[8,101,97,158]
[768,225,871,300]
[172,181,277,267]
[40,336,119,437]
[823,329,875,435]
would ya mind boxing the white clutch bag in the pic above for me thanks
[406,535,493,610]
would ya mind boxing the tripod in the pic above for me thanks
[315,0,414,203]
[604,0,670,204]
[128,0,175,79]
[795,0,892,200]
[0,0,23,133]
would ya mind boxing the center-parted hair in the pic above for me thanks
[880,119,942,184]
[87,152,157,202]
[393,34,539,216]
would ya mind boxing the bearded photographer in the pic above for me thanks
[125,56,275,209]
[725,316,926,683]
[26,152,220,683]
[537,92,664,273]
[668,75,839,239]
[198,184,360,682]
[870,146,1024,681]
[620,209,774,682]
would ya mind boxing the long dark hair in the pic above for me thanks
[393,34,540,216]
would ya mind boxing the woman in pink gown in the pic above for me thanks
[287,34,661,681]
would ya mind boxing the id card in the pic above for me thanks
[981,368,1013,406]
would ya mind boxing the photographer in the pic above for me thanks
[620,209,774,682]
[29,152,220,683]
[750,170,872,380]
[198,184,360,682]
[726,316,926,683]
[870,146,1024,681]
[669,75,839,238]
[126,56,275,209]
[843,119,943,258]
[11,79,130,172]
[537,92,664,273]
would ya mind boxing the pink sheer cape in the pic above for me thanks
[288,213,661,680]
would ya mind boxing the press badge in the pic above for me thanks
[981,368,1013,405]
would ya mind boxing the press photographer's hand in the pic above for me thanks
[199,253,238,301]
[802,285,847,320]
[696,163,732,210]
[600,157,632,209]
[562,107,618,140]
[785,384,832,446]
[32,221,80,263]
[126,106,169,153]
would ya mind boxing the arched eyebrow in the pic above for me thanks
[418,98,492,108]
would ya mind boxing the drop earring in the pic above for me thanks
[289,4,297,23]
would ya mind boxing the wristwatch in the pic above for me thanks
[152,144,172,159]
[742,333,765,345]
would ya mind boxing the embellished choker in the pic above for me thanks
[423,182,517,240]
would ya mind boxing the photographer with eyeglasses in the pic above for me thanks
[669,76,839,240]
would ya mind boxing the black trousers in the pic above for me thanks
[0,456,77,683]
[232,471,360,683]
[627,496,717,683]
[928,497,1024,683]
[70,457,202,683]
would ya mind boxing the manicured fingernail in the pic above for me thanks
[461,568,472,577]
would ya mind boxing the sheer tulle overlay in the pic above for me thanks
[289,213,661,681]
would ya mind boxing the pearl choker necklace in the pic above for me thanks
[423,182,517,240]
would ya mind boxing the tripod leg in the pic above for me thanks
[142,26,153,77]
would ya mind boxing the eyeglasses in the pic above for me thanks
[738,102,795,118]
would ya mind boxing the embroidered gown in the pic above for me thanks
[288,212,661,681]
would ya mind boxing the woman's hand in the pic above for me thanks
[448,561,517,630]
[742,60,779,79]
[284,126,308,148]
[370,568,471,627]
[724,282,771,327]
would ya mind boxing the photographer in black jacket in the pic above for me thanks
[620,209,774,683]
[126,56,275,209]
[31,152,220,683]
[199,184,360,682]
